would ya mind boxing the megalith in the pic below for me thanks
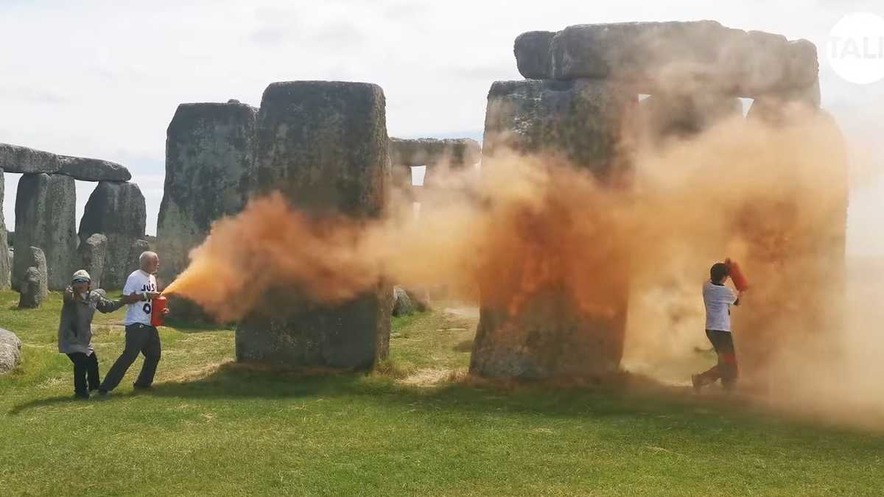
[78,181,146,289]
[13,174,77,290]
[389,138,480,190]
[498,20,841,384]
[0,169,9,289]
[732,109,848,381]
[483,79,637,182]
[78,233,108,290]
[17,246,48,309]
[638,93,742,143]
[126,239,151,277]
[236,81,392,370]
[472,79,636,380]
[157,100,257,319]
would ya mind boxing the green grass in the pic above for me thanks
[1,291,883,497]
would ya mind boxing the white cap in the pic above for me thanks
[71,270,91,283]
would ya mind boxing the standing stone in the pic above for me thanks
[639,93,742,143]
[17,247,47,309]
[0,328,22,374]
[471,79,635,380]
[78,182,146,289]
[158,101,257,319]
[78,233,108,289]
[13,174,77,290]
[0,169,9,289]
[127,239,151,276]
[483,79,636,182]
[392,287,415,317]
[236,81,392,370]
[389,138,481,189]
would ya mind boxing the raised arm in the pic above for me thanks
[95,294,126,313]
[62,286,76,304]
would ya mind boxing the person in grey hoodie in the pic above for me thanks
[58,270,125,399]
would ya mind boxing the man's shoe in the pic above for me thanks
[73,393,90,401]
[95,389,109,399]
[132,384,153,392]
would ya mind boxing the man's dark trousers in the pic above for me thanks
[100,324,161,391]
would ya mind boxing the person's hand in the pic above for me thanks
[162,308,170,316]
[146,291,162,300]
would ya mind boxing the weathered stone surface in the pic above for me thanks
[472,79,633,380]
[471,290,627,379]
[78,233,108,290]
[515,31,556,79]
[0,169,9,289]
[389,137,481,189]
[515,22,819,99]
[17,247,47,309]
[78,181,146,289]
[392,287,415,317]
[484,79,636,181]
[127,239,151,277]
[746,80,822,124]
[390,138,481,169]
[13,174,77,290]
[157,101,257,291]
[0,143,131,181]
[58,156,131,182]
[19,267,45,309]
[0,328,22,374]
[0,143,60,174]
[639,93,742,143]
[237,81,392,370]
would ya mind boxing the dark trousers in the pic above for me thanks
[66,352,100,397]
[100,324,162,392]
[697,330,738,388]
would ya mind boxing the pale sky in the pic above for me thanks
[1,0,882,254]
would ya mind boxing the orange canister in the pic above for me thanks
[151,295,168,327]
[726,259,749,291]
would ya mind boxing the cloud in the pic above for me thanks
[0,85,70,105]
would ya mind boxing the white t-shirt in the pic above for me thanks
[123,270,158,326]
[703,281,738,332]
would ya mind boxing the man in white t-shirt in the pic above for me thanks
[692,262,744,391]
[99,251,167,395]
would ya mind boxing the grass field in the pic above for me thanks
[1,290,883,497]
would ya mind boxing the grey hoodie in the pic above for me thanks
[57,288,124,355]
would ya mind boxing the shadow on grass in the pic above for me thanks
[7,392,133,414]
[6,362,814,436]
[168,320,235,333]
[124,362,756,423]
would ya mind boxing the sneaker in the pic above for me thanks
[74,393,90,401]
[132,384,153,392]
[95,389,109,399]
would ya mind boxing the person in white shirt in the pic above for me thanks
[98,251,167,395]
[692,262,744,391]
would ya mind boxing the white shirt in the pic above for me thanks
[123,270,158,326]
[703,281,738,332]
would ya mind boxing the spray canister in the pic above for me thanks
[151,295,168,327]
[725,258,749,292]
